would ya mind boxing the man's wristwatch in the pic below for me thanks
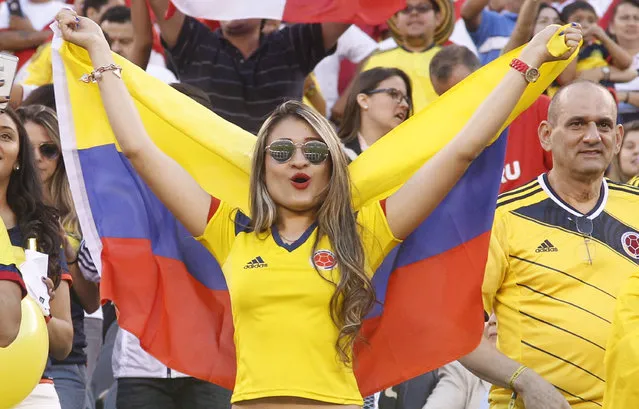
[602,66,611,82]
[509,58,540,83]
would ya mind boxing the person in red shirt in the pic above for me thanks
[429,44,553,193]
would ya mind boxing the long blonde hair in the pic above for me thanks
[250,100,375,364]
[18,105,81,241]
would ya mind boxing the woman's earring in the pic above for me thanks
[363,105,369,110]
[13,163,19,171]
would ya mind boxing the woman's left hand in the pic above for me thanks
[43,277,55,301]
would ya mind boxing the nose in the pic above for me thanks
[398,97,410,110]
[583,122,602,143]
[111,41,122,54]
[289,146,309,168]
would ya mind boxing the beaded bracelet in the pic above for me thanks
[80,63,123,83]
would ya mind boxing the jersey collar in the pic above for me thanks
[538,173,608,220]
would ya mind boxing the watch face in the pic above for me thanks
[525,68,540,83]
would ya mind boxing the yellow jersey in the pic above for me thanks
[628,175,639,187]
[362,45,441,113]
[196,197,400,404]
[23,42,53,87]
[484,175,639,409]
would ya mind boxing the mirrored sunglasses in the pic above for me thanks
[266,139,330,164]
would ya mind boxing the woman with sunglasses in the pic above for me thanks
[57,9,581,409]
[18,104,101,409]
[0,106,72,409]
[338,67,412,161]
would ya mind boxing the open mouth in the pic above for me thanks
[291,173,311,189]
[395,111,406,121]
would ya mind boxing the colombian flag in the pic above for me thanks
[51,24,577,394]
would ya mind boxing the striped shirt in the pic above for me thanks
[166,18,334,134]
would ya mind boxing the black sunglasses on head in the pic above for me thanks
[399,4,434,14]
[38,142,60,160]
[266,139,330,164]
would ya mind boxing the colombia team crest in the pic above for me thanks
[621,232,639,260]
[311,250,337,270]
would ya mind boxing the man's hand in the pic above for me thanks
[516,369,571,409]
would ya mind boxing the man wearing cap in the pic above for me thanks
[361,0,454,112]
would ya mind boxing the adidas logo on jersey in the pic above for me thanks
[535,240,558,253]
[244,256,268,269]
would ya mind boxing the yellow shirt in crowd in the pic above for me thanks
[483,175,639,409]
[23,42,53,87]
[363,45,441,113]
[196,198,400,404]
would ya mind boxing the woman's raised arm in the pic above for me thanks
[56,10,211,237]
[385,25,582,240]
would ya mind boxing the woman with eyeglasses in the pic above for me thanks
[57,8,581,409]
[18,104,101,409]
[338,67,412,161]
[0,106,72,409]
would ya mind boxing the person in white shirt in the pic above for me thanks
[313,25,377,117]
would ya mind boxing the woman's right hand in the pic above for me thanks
[520,24,583,68]
[56,8,109,53]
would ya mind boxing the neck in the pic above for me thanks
[226,32,261,59]
[275,207,317,241]
[547,168,604,214]
[43,182,52,206]
[358,120,386,148]
[402,35,434,52]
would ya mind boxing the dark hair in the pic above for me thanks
[612,0,639,21]
[170,83,214,111]
[560,1,597,22]
[23,84,56,112]
[4,107,62,287]
[429,45,480,83]
[337,67,413,144]
[82,0,110,17]
[99,5,131,25]
[537,3,562,23]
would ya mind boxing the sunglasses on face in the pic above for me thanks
[365,88,411,108]
[399,4,434,14]
[38,142,60,160]
[265,139,330,164]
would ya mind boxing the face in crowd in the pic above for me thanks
[540,83,623,179]
[393,0,442,40]
[357,75,411,136]
[534,6,562,37]
[609,1,639,45]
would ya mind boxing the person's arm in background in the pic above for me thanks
[579,65,638,82]
[47,278,73,360]
[0,281,22,347]
[320,23,350,52]
[0,30,49,51]
[501,0,542,55]
[585,25,632,69]
[129,0,154,69]
[328,26,377,123]
[460,0,490,32]
[556,58,577,85]
[63,236,99,314]
[330,57,369,124]
[146,0,184,49]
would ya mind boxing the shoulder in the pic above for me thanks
[607,179,639,203]
[496,178,546,215]
[627,175,639,188]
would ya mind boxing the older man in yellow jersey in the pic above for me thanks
[459,80,639,409]
[361,0,454,113]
